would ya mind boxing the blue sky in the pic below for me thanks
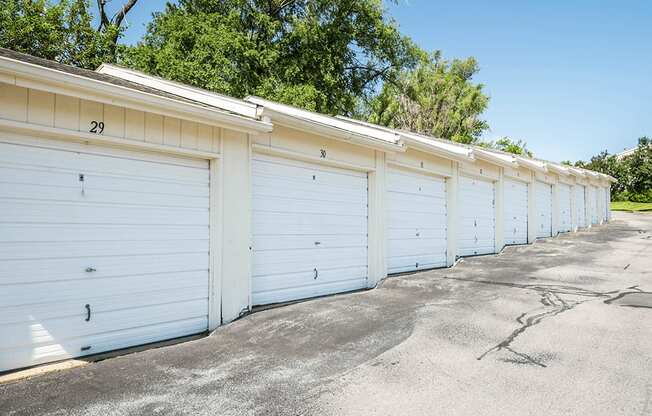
[109,0,652,162]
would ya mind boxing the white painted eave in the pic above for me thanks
[473,148,519,169]
[546,163,572,176]
[333,116,474,162]
[0,56,272,134]
[246,97,404,152]
[397,136,475,163]
[97,64,260,119]
[515,156,548,172]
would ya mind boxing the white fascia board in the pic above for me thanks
[97,64,260,119]
[245,96,404,152]
[333,115,474,162]
[568,167,587,178]
[547,163,572,176]
[397,133,474,162]
[0,56,272,133]
[515,156,548,172]
[473,148,518,168]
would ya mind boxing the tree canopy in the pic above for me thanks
[572,137,652,202]
[1,0,503,148]
[123,0,421,115]
[0,0,137,69]
[492,137,533,157]
[365,51,489,144]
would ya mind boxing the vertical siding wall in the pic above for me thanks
[0,83,223,154]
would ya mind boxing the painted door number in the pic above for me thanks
[320,149,327,158]
[89,121,104,134]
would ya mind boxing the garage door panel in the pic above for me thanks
[387,254,447,273]
[253,234,366,251]
[387,168,447,274]
[503,179,528,245]
[0,182,208,208]
[459,176,495,256]
[252,156,368,305]
[252,176,366,204]
[575,186,586,228]
[535,181,552,238]
[387,172,446,197]
[1,285,208,326]
[253,158,366,188]
[0,253,208,284]
[253,213,365,235]
[1,224,207,243]
[558,183,572,232]
[0,140,210,372]
[1,316,208,372]
[387,227,446,240]
[0,165,208,198]
[388,239,447,256]
[252,195,366,217]
[0,142,208,183]
[1,200,208,225]
[252,248,367,277]
[0,239,208,260]
[0,270,208,307]
[252,268,368,305]
[1,297,208,351]
[387,192,445,213]
[387,211,446,228]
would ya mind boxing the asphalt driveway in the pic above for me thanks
[1,212,651,416]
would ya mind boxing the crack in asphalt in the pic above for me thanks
[439,276,647,367]
[476,291,585,367]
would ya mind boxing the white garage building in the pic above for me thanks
[0,48,616,372]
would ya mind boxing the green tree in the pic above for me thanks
[0,0,138,69]
[365,51,489,144]
[622,137,652,200]
[123,0,420,115]
[492,137,532,157]
[575,150,627,197]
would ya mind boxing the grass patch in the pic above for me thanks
[611,201,652,212]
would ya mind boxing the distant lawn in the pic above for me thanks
[611,201,652,212]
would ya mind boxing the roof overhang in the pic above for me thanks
[472,148,518,169]
[0,55,272,134]
[515,156,548,172]
[246,97,404,153]
[333,116,474,162]
[97,64,260,119]
[546,163,572,176]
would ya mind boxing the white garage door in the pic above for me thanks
[503,179,528,245]
[387,168,447,274]
[598,187,607,223]
[0,139,210,372]
[459,176,495,256]
[535,181,553,238]
[575,185,587,228]
[589,186,598,224]
[251,155,368,305]
[557,183,572,233]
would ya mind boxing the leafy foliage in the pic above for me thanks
[491,137,532,157]
[122,0,420,115]
[365,51,489,144]
[0,0,134,69]
[573,137,652,202]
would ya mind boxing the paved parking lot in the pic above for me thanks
[1,212,651,416]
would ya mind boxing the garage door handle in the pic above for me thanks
[85,304,91,322]
[314,268,318,280]
[85,267,96,273]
